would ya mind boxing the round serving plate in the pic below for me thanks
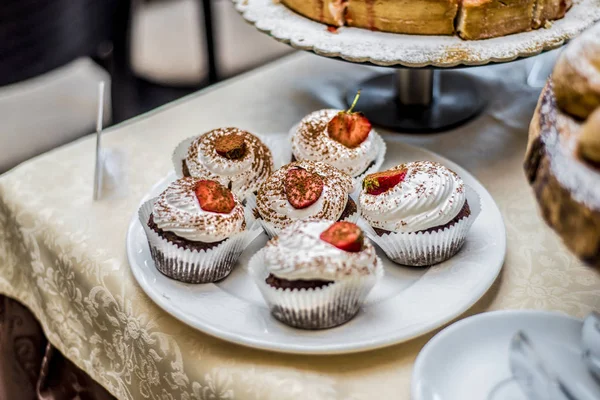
[127,133,506,354]
[412,310,599,400]
[233,0,600,68]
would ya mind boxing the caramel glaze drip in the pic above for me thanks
[318,0,324,22]
[365,0,375,31]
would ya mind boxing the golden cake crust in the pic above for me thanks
[346,0,459,35]
[456,0,535,40]
[533,0,573,29]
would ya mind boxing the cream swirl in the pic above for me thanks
[185,128,274,198]
[291,109,381,177]
[152,178,246,242]
[256,160,354,231]
[359,161,466,232]
[264,220,379,281]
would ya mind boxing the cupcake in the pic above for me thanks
[249,220,384,329]
[290,92,386,180]
[173,127,274,199]
[139,177,258,283]
[359,161,480,266]
[253,160,357,238]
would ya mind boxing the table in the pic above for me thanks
[0,53,598,400]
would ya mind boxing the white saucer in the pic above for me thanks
[127,135,506,354]
[412,310,599,400]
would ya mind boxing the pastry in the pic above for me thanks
[346,0,459,35]
[248,220,383,329]
[280,0,571,39]
[254,160,356,238]
[552,23,600,120]
[290,92,385,179]
[280,0,345,27]
[579,108,600,165]
[533,0,573,28]
[139,178,256,283]
[173,127,274,200]
[456,0,535,40]
[525,80,600,268]
[359,161,480,266]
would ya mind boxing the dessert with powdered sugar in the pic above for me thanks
[175,127,274,200]
[254,160,357,238]
[249,220,384,329]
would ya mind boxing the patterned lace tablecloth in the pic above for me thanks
[1,53,599,400]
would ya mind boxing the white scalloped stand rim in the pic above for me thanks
[234,0,600,67]
[127,137,506,355]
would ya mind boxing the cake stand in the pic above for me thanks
[234,0,600,132]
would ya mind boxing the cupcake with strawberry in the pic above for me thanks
[249,220,384,329]
[290,91,386,180]
[359,161,480,266]
[138,177,260,283]
[253,160,357,238]
[173,127,274,200]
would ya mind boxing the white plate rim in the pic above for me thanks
[411,309,584,400]
[127,141,507,355]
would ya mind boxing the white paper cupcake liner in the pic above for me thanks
[248,193,361,239]
[139,199,262,283]
[288,125,387,192]
[172,136,196,178]
[361,186,482,267]
[248,249,384,329]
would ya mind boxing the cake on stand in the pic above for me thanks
[526,24,600,268]
[234,0,600,132]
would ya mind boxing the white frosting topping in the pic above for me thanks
[264,220,379,281]
[152,178,246,243]
[291,109,380,177]
[255,160,355,231]
[185,128,273,198]
[359,161,466,232]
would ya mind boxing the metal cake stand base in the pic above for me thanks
[345,69,486,133]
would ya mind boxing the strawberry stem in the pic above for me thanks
[347,90,361,114]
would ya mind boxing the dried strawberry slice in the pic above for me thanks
[195,180,236,213]
[363,169,407,195]
[320,221,364,252]
[284,167,324,209]
[327,90,372,149]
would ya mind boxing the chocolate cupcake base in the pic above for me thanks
[249,249,383,330]
[139,199,256,284]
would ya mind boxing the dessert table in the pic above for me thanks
[1,52,599,400]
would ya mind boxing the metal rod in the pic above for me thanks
[396,69,436,106]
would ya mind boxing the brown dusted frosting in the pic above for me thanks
[255,160,355,231]
[291,109,381,177]
[185,128,274,198]
[152,177,246,243]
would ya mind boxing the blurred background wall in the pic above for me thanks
[0,0,292,173]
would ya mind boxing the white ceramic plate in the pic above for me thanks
[127,134,506,354]
[234,0,600,67]
[412,310,598,400]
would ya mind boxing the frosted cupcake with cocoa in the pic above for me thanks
[290,92,385,180]
[249,220,384,329]
[359,161,480,266]
[253,160,357,238]
[173,127,274,200]
[139,177,258,283]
